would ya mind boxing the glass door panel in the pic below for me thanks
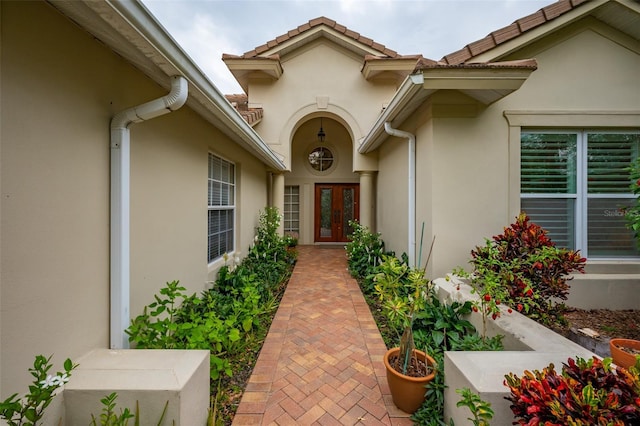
[320,188,333,238]
[315,184,359,242]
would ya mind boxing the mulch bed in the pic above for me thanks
[553,308,640,341]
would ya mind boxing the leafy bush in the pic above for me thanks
[90,393,169,426]
[505,356,640,425]
[413,297,475,353]
[126,207,296,383]
[243,207,295,296]
[344,223,503,424]
[624,157,640,248]
[0,355,76,426]
[345,220,391,292]
[466,213,586,325]
[411,292,503,425]
[456,387,494,426]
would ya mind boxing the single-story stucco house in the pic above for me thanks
[222,0,640,301]
[1,0,639,422]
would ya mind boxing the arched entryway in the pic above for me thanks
[285,116,359,244]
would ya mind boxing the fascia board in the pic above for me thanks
[358,74,425,153]
[59,0,286,171]
[362,58,420,80]
[223,58,284,79]
[423,69,533,91]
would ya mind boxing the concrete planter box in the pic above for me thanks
[435,277,598,425]
[63,349,210,426]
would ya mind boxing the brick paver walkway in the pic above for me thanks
[232,246,414,425]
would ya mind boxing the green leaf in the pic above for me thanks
[242,318,253,332]
[228,328,241,342]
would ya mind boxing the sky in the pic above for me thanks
[141,0,553,94]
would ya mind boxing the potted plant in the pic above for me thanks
[373,248,436,414]
[609,338,640,369]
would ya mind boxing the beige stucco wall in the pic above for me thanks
[247,39,396,243]
[129,108,269,315]
[1,1,270,398]
[1,0,113,397]
[376,133,410,258]
[376,18,640,278]
[250,40,394,168]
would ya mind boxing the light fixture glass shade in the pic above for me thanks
[317,118,326,143]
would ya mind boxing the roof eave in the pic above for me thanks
[47,0,286,171]
[361,56,423,81]
[359,74,426,153]
[359,63,536,153]
[422,66,536,104]
[222,55,284,93]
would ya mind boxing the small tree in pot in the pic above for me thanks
[373,237,436,413]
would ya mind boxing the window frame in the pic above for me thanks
[207,152,236,264]
[284,185,300,236]
[520,129,640,259]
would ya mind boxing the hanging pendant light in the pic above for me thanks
[317,117,326,143]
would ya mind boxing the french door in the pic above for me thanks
[314,183,359,243]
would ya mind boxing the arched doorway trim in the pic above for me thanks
[279,102,363,161]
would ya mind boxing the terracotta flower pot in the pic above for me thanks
[383,347,436,414]
[609,338,640,369]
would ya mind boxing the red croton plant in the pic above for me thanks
[470,213,587,325]
[505,356,640,425]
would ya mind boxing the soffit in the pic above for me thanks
[359,60,538,153]
[362,56,423,85]
[45,0,285,170]
[416,59,538,105]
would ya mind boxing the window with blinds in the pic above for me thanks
[521,131,640,258]
[284,185,300,236]
[208,153,235,263]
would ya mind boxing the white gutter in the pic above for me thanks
[384,122,416,268]
[110,75,188,349]
[359,73,425,153]
[107,0,286,171]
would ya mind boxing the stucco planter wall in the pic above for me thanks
[434,277,598,425]
[63,349,210,426]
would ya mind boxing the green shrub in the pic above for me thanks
[465,213,586,325]
[624,156,640,248]
[0,355,76,426]
[126,207,296,382]
[345,220,391,292]
[243,207,295,297]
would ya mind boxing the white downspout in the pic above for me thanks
[384,122,416,268]
[110,76,188,349]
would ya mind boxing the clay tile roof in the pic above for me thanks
[441,0,591,65]
[241,16,400,59]
[414,57,537,71]
[225,94,263,126]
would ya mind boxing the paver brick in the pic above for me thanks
[232,247,393,425]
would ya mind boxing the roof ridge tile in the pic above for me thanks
[239,16,398,59]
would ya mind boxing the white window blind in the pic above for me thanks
[521,133,577,249]
[208,153,235,263]
[521,131,640,258]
